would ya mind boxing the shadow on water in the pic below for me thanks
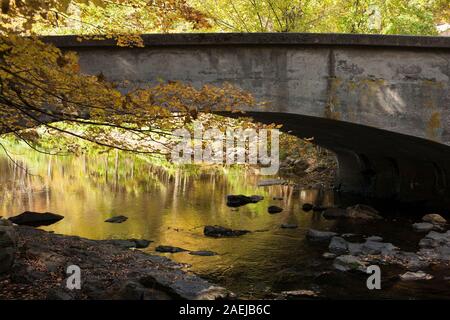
[0,145,450,299]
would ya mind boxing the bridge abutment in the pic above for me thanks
[335,150,450,206]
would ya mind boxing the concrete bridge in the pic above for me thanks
[45,33,450,208]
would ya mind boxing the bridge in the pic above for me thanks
[45,33,450,208]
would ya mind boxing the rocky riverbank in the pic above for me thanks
[0,219,233,300]
[306,209,450,282]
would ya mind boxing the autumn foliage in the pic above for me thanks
[0,1,255,155]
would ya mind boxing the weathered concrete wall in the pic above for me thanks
[46,33,450,145]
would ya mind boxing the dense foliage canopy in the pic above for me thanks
[194,0,448,34]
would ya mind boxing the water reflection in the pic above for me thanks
[1,144,449,299]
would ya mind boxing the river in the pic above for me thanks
[1,145,449,299]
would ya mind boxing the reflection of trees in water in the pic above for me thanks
[0,143,341,298]
[0,142,336,246]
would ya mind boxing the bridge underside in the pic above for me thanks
[237,112,450,209]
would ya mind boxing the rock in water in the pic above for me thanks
[329,236,348,254]
[422,214,447,225]
[155,245,188,253]
[333,255,366,272]
[104,239,152,249]
[412,222,434,232]
[8,211,64,227]
[302,203,313,212]
[226,195,262,207]
[203,225,250,238]
[268,206,283,214]
[281,223,298,229]
[360,240,397,255]
[419,230,450,248]
[130,239,152,249]
[226,194,251,207]
[105,215,128,223]
[306,229,337,241]
[400,271,433,281]
[189,251,217,256]
[417,230,450,262]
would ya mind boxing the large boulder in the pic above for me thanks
[9,211,64,227]
[204,225,250,238]
[139,273,234,300]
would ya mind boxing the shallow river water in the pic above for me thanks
[1,146,449,299]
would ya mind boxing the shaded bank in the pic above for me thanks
[0,224,232,300]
